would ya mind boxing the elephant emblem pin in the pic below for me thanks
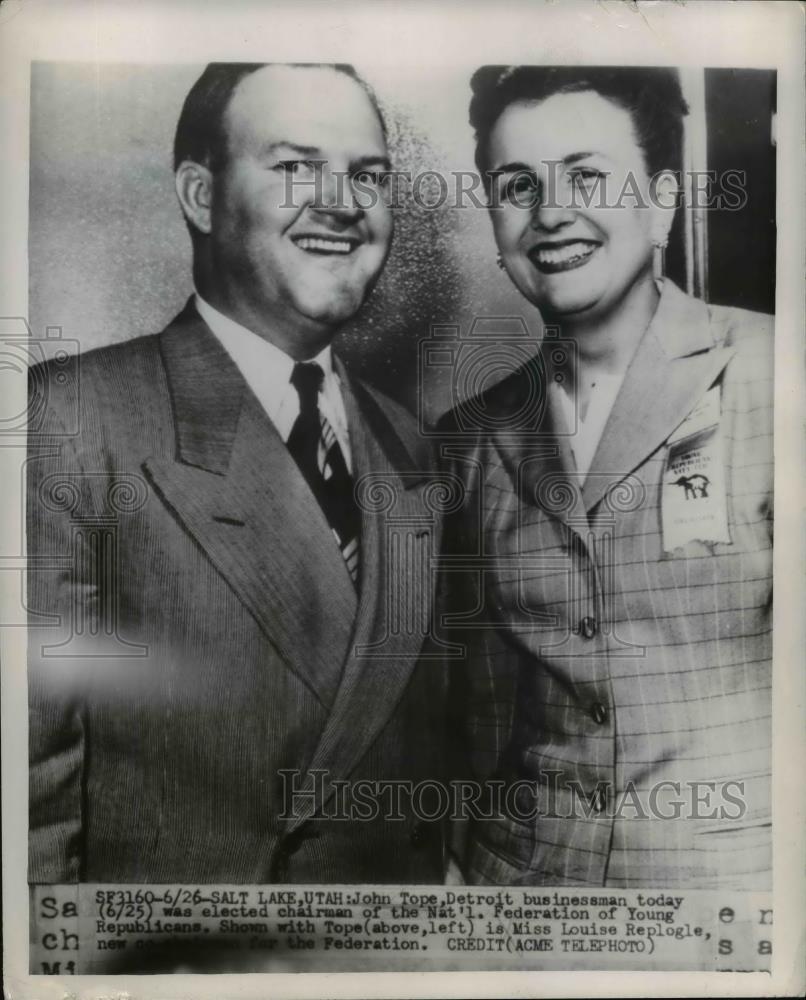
[674,474,710,500]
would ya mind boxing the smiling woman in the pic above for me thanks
[472,66,686,379]
[439,65,774,890]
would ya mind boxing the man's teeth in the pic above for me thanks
[294,237,353,254]
[535,242,596,265]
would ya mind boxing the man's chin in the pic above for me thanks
[297,292,371,332]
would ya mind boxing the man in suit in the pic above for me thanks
[28,63,446,884]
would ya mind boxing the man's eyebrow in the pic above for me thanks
[261,141,324,158]
[351,154,392,171]
[259,143,391,171]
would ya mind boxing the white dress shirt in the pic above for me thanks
[551,370,625,480]
[195,293,352,472]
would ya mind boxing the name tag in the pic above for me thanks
[662,387,730,552]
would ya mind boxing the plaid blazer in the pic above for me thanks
[438,280,773,888]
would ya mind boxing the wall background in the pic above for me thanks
[28,62,775,424]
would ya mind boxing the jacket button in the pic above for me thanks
[580,616,597,639]
[515,784,536,814]
[591,702,607,725]
[273,850,289,881]
[410,822,427,848]
[273,823,317,881]
[287,822,315,852]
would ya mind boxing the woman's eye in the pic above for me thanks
[502,172,539,206]
[569,168,606,186]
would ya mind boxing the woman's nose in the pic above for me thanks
[530,199,576,231]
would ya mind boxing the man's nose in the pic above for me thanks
[310,165,363,223]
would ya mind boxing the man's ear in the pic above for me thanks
[175,160,213,235]
[648,169,680,246]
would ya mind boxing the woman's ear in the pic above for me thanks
[648,169,680,246]
[175,160,213,235]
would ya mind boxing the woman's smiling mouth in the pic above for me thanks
[529,239,600,273]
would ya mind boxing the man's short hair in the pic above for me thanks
[173,62,387,174]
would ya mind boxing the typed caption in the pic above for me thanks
[30,884,772,974]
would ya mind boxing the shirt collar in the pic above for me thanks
[193,292,335,379]
[648,279,717,360]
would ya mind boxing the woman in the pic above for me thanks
[440,67,773,888]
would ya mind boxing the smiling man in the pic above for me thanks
[27,63,447,885]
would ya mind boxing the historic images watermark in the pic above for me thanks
[278,770,748,824]
[276,163,749,212]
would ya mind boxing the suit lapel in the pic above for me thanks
[490,352,588,531]
[143,303,357,708]
[582,281,735,512]
[288,367,438,829]
[480,283,735,532]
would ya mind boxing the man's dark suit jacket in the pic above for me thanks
[28,302,447,884]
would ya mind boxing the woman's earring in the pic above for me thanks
[652,235,668,281]
[496,252,505,270]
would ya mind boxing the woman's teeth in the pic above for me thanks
[534,241,598,267]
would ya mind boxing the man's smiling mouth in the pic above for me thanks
[291,235,360,256]
[529,240,600,274]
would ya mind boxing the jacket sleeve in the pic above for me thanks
[27,363,88,883]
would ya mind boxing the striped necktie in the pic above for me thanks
[287,362,360,585]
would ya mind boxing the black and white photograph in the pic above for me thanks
[1,0,803,996]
